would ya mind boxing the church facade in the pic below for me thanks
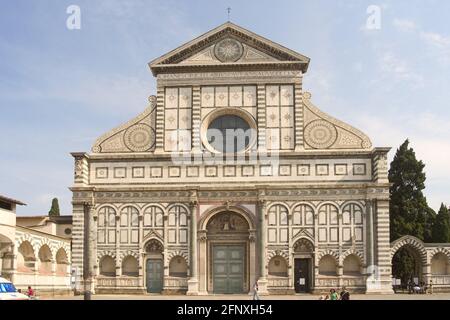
[71,22,395,295]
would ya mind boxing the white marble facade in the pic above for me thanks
[70,22,450,295]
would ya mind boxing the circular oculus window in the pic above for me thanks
[203,111,256,154]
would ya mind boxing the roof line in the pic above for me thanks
[149,21,310,71]
[0,194,26,206]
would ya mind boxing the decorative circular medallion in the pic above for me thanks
[304,120,338,149]
[214,38,244,62]
[124,123,155,152]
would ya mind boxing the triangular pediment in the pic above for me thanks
[177,43,280,65]
[149,22,310,75]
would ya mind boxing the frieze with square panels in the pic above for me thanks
[132,167,145,178]
[89,159,372,183]
[223,165,236,177]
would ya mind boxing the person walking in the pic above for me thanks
[340,287,350,300]
[252,281,260,300]
[329,288,338,300]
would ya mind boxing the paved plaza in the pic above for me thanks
[41,293,450,300]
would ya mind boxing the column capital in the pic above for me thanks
[258,199,268,209]
[189,200,198,208]
[198,230,207,242]
[83,201,94,209]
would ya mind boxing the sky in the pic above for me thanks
[0,0,449,216]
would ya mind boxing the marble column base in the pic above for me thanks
[257,277,269,295]
[186,278,199,295]
[365,277,394,294]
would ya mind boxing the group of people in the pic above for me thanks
[252,282,350,300]
[319,287,350,300]
[407,280,428,294]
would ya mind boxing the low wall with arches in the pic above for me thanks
[14,226,71,295]
[390,235,450,292]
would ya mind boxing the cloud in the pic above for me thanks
[393,18,450,67]
[420,31,450,48]
[377,52,424,87]
[393,19,416,32]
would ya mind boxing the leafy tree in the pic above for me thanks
[48,198,60,217]
[389,139,435,242]
[432,203,450,243]
[392,248,418,285]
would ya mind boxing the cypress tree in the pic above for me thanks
[432,203,450,243]
[48,198,60,217]
[389,139,434,242]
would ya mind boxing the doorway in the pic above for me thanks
[212,244,245,294]
[294,258,311,293]
[146,259,163,293]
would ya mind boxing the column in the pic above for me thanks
[115,214,121,289]
[423,263,431,288]
[258,200,269,294]
[51,259,56,288]
[249,230,257,294]
[187,199,199,295]
[138,215,145,290]
[198,231,208,295]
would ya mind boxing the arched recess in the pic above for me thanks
[391,236,427,285]
[293,238,315,253]
[99,255,116,277]
[268,255,288,277]
[55,247,69,275]
[318,254,338,276]
[169,255,188,277]
[343,254,362,276]
[122,255,139,277]
[38,244,53,274]
[199,205,256,231]
[17,241,36,273]
[431,251,450,275]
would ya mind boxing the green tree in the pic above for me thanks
[432,203,450,243]
[392,248,418,285]
[48,198,60,217]
[389,139,435,242]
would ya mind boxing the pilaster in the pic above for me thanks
[191,86,201,152]
[366,199,394,294]
[294,78,304,151]
[257,85,267,151]
[257,197,269,295]
[155,85,165,153]
[187,191,199,295]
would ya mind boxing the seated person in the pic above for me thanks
[26,286,35,297]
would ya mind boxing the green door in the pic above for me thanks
[146,259,163,293]
[213,245,245,294]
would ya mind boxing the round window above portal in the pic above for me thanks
[201,109,256,154]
